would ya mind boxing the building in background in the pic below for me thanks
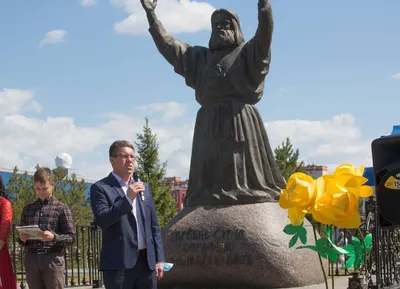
[0,151,190,212]
[304,164,328,179]
[0,167,95,200]
[165,176,188,211]
[0,152,95,200]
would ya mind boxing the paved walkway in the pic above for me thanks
[288,277,349,289]
[23,277,352,289]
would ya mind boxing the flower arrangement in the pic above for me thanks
[279,163,374,289]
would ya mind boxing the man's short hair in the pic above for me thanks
[34,167,53,184]
[109,140,135,157]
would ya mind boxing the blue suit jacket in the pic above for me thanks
[90,173,165,271]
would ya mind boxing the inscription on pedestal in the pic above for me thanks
[168,229,252,266]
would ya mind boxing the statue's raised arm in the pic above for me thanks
[255,0,274,56]
[235,0,273,86]
[141,0,204,89]
[141,0,158,26]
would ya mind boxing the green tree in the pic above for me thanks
[135,118,177,227]
[6,166,93,226]
[274,137,305,181]
[52,167,93,226]
[7,167,36,224]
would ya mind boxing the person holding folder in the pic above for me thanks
[18,167,75,289]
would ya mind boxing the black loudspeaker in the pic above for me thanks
[371,134,400,229]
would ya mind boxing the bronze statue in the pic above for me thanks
[141,0,285,206]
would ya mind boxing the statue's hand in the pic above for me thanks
[141,0,157,11]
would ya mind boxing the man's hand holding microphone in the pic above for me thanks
[127,182,145,202]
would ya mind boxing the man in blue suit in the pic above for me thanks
[90,140,165,289]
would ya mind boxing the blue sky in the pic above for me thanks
[0,0,399,180]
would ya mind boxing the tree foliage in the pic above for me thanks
[274,137,305,181]
[135,118,177,227]
[6,167,36,224]
[52,167,93,226]
[6,166,93,226]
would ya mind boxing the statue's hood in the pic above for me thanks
[209,8,245,50]
[211,9,241,29]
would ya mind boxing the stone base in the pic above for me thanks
[159,203,327,289]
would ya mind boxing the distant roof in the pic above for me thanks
[0,167,34,175]
[0,167,96,184]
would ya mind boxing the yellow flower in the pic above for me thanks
[311,177,361,228]
[333,163,373,198]
[334,163,364,177]
[279,172,317,226]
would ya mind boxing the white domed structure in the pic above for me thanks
[55,153,73,169]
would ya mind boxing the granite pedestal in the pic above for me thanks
[159,202,327,289]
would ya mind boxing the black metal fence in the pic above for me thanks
[9,225,103,289]
[327,195,400,289]
[9,196,400,288]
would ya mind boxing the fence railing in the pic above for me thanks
[326,196,400,289]
[327,227,357,278]
[9,197,400,289]
[9,225,103,289]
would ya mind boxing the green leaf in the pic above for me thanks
[283,224,300,235]
[319,252,329,259]
[343,244,355,257]
[327,237,349,255]
[289,235,299,248]
[297,244,330,259]
[352,236,361,246]
[354,256,362,269]
[345,257,355,269]
[328,249,338,263]
[298,227,308,244]
[283,223,305,235]
[315,238,328,249]
[364,234,373,252]
[332,244,348,255]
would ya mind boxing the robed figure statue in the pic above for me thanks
[141,0,285,206]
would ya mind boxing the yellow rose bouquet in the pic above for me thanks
[279,163,373,289]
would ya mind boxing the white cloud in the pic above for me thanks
[265,113,361,145]
[111,0,215,35]
[0,89,42,116]
[0,114,107,170]
[137,102,186,120]
[392,73,400,80]
[97,111,194,178]
[80,0,97,7]
[0,88,373,182]
[0,89,106,176]
[39,30,67,47]
[265,113,372,170]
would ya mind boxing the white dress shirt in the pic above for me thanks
[112,172,146,250]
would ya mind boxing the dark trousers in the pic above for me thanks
[24,252,65,289]
[103,252,156,289]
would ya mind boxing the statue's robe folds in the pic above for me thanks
[149,3,285,206]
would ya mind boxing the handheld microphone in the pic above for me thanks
[132,172,145,201]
